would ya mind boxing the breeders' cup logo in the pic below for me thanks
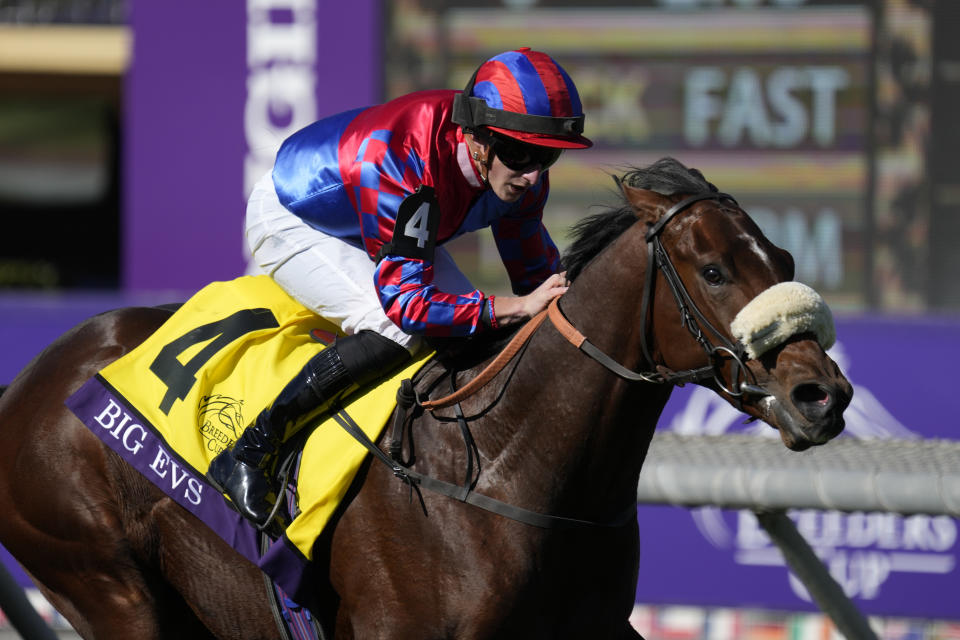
[198,394,245,455]
[669,341,957,602]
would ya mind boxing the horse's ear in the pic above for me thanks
[618,179,663,225]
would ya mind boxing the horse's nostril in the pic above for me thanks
[793,383,830,406]
[791,383,835,422]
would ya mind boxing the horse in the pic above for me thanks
[0,158,851,639]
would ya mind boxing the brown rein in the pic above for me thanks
[421,276,730,411]
[420,193,765,410]
[419,304,551,410]
[340,295,641,530]
[421,296,666,410]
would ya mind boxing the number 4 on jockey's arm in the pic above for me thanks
[206,47,593,530]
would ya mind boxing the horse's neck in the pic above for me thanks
[561,226,652,372]
[476,224,672,516]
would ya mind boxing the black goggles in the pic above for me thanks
[490,135,563,172]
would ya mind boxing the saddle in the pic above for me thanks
[65,275,434,606]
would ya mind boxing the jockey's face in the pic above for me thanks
[487,153,544,203]
[487,135,559,201]
[464,130,554,203]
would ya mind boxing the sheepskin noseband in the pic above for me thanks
[730,282,836,359]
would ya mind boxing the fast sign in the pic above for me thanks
[430,2,871,307]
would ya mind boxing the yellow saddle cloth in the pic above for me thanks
[94,275,430,561]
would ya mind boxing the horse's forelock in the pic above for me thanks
[621,157,718,196]
[562,157,718,282]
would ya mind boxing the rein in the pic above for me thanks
[420,310,548,410]
[547,298,712,386]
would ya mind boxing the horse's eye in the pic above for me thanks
[702,265,725,286]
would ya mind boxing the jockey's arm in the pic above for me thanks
[490,273,568,326]
[487,175,565,325]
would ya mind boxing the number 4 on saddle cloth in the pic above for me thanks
[64,275,432,603]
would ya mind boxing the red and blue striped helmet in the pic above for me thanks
[452,48,592,149]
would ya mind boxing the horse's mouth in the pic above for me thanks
[779,421,843,451]
[767,392,848,451]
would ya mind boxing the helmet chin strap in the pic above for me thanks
[471,151,489,184]
[466,134,490,184]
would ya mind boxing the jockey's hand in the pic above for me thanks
[493,272,568,327]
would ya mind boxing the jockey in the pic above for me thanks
[207,48,593,529]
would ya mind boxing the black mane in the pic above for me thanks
[561,157,718,281]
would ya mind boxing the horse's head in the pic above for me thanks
[566,158,851,451]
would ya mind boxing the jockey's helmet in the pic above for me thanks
[452,48,592,149]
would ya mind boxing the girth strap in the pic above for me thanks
[332,407,636,529]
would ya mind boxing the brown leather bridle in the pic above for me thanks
[635,191,764,397]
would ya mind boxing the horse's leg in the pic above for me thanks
[0,394,186,638]
[118,459,280,640]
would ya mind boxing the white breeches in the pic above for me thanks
[244,172,474,352]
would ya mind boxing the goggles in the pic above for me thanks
[491,135,563,172]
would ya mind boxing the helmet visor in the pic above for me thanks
[491,134,563,172]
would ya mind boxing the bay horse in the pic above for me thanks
[0,158,851,639]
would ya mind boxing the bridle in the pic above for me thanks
[632,191,765,397]
[421,192,769,414]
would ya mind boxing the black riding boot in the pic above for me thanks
[206,330,410,528]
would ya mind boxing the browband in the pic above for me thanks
[645,192,738,241]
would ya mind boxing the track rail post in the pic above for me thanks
[754,510,878,640]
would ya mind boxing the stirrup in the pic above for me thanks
[206,451,289,535]
[258,450,300,534]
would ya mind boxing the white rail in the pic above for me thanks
[637,433,960,516]
[634,433,960,640]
